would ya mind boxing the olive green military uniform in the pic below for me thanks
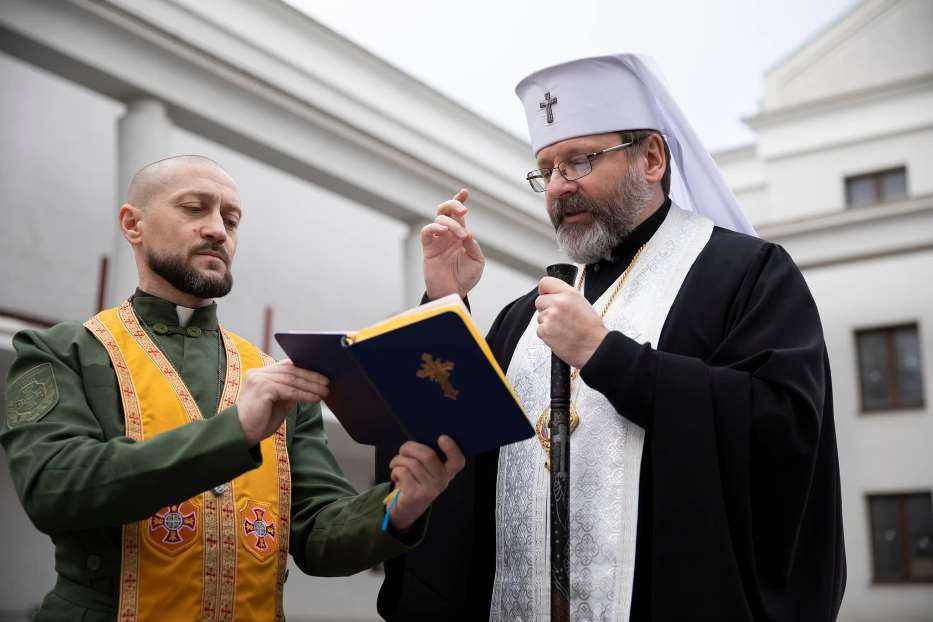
[1,291,420,620]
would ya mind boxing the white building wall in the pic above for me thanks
[763,125,933,222]
[804,251,933,622]
[764,0,933,110]
[0,52,121,323]
[733,187,771,226]
[714,146,772,226]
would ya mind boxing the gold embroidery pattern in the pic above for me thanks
[117,302,248,620]
[92,306,283,621]
[202,493,220,620]
[115,302,226,620]
[258,350,290,621]
[219,330,243,413]
[217,330,243,621]
[273,423,290,621]
[117,302,202,424]
[84,315,143,622]
[218,486,238,621]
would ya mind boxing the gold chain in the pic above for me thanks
[535,243,647,469]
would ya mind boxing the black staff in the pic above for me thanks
[546,263,577,622]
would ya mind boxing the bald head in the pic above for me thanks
[119,154,242,306]
[127,155,235,208]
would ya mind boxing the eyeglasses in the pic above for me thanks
[525,137,642,193]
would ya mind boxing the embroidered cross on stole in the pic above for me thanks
[86,302,291,621]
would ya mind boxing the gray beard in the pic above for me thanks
[551,162,655,264]
[145,247,233,299]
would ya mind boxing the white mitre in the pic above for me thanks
[516,53,756,236]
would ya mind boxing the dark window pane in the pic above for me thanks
[894,327,925,407]
[906,494,933,581]
[880,169,908,202]
[870,495,906,581]
[858,331,890,410]
[846,175,876,207]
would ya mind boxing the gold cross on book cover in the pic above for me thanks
[417,353,459,400]
[275,294,533,456]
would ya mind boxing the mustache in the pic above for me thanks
[190,242,230,264]
[552,193,597,226]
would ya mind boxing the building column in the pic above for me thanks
[403,222,429,307]
[108,98,172,306]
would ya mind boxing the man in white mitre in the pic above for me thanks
[377,54,846,621]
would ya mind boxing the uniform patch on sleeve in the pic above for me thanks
[5,363,60,427]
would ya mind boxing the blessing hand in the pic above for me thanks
[535,277,608,368]
[421,189,486,299]
[387,436,465,532]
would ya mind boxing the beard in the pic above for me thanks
[550,161,655,264]
[145,243,233,299]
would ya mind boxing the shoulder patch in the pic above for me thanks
[5,363,60,427]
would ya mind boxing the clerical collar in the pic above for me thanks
[582,197,671,303]
[130,289,220,332]
[176,306,196,327]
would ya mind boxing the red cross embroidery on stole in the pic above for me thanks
[149,504,197,544]
[243,507,276,551]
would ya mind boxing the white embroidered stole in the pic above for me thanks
[490,206,714,621]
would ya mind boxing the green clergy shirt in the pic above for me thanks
[1,290,422,620]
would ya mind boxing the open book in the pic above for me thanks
[274,295,533,456]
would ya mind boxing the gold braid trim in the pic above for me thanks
[85,314,143,622]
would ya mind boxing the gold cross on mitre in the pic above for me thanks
[416,353,459,400]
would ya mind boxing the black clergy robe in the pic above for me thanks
[376,199,846,621]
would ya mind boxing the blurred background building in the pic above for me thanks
[0,0,930,620]
[714,2,933,619]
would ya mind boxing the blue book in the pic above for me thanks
[275,295,533,456]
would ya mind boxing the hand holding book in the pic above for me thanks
[384,435,464,532]
[275,294,534,457]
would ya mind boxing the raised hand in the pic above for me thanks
[421,189,485,299]
[387,436,465,531]
[236,360,329,445]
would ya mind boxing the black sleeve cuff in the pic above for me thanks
[421,292,471,312]
[579,330,658,430]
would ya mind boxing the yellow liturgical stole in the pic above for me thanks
[85,301,291,621]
